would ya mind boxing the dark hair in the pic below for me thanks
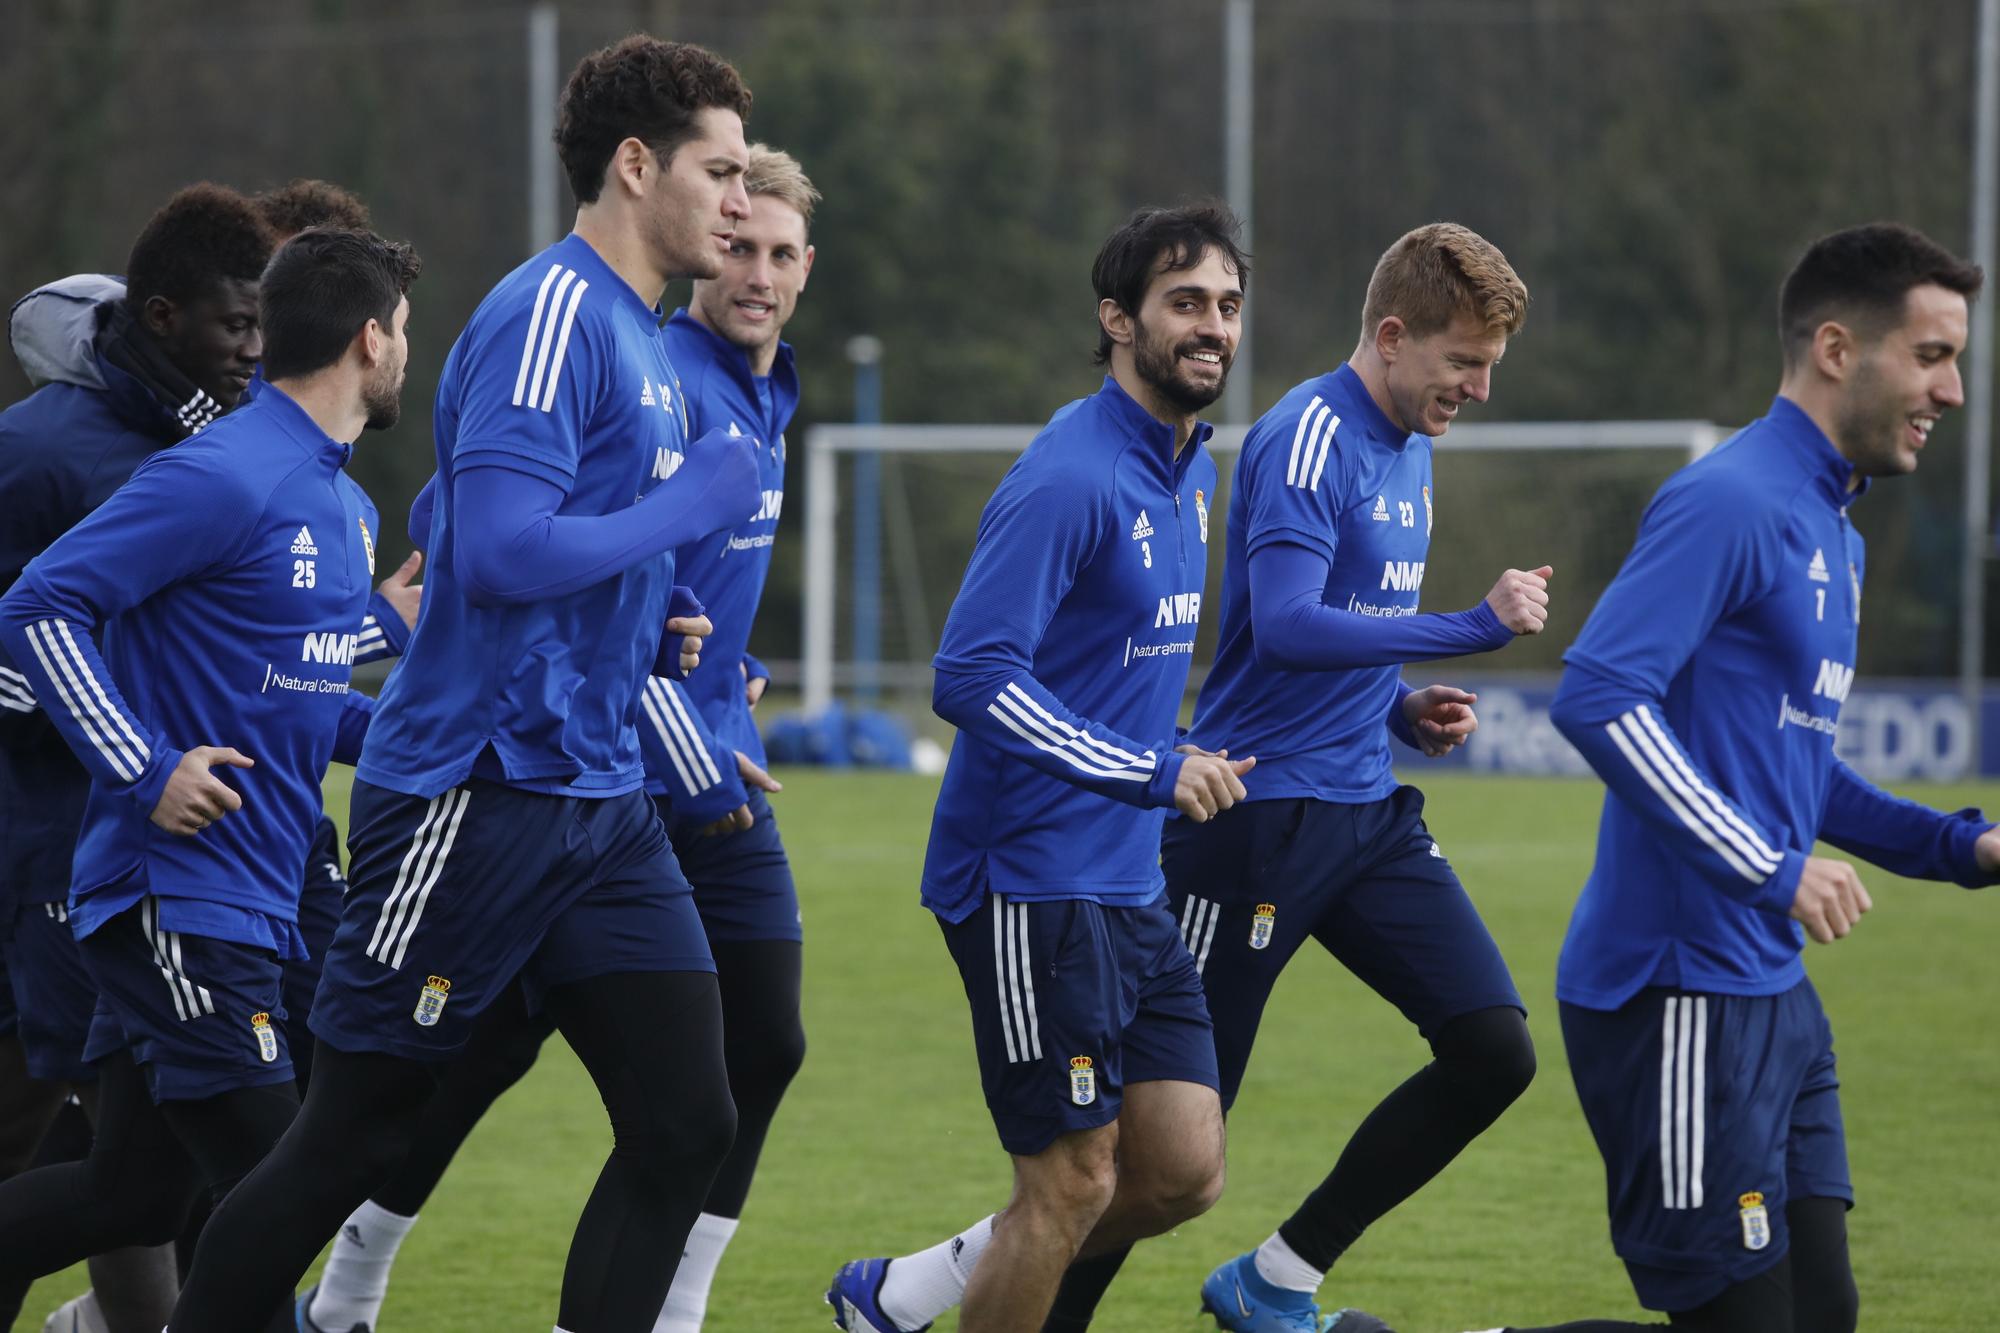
[259,228,422,380]
[555,36,752,205]
[1091,201,1249,365]
[124,183,276,314]
[257,179,372,238]
[1780,222,1984,364]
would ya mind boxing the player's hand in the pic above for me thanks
[150,747,254,836]
[1975,825,2000,873]
[1791,856,1872,943]
[1171,748,1255,823]
[743,659,768,709]
[1402,685,1478,757]
[667,614,713,676]
[374,550,423,632]
[1485,565,1552,635]
[738,750,781,794]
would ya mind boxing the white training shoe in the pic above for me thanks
[42,1290,110,1333]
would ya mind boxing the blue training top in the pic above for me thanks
[921,375,1215,922]
[633,309,799,824]
[1189,363,1511,802]
[0,385,378,956]
[358,233,754,800]
[1552,395,1995,1007]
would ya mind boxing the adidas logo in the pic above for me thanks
[1131,511,1155,540]
[1807,548,1830,583]
[291,526,319,556]
[640,380,656,407]
[1372,495,1390,521]
[727,421,743,437]
[341,1223,364,1248]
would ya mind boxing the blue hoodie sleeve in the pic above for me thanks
[0,450,255,817]
[1385,679,1418,748]
[635,674,748,823]
[332,690,375,767]
[408,475,437,549]
[1550,477,1804,914]
[1250,541,1512,670]
[452,426,758,607]
[931,460,1185,808]
[353,591,411,664]
[1818,760,1997,887]
[742,652,770,693]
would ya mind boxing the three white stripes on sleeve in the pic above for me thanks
[983,682,1156,785]
[21,618,150,782]
[1603,704,1783,885]
[641,678,725,798]
[1285,394,1340,492]
[513,263,589,413]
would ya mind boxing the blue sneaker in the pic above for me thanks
[1199,1252,1397,1332]
[295,1285,370,1333]
[825,1258,933,1332]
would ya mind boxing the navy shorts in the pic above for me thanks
[665,789,802,943]
[1560,980,1850,1312]
[79,898,293,1102]
[940,892,1218,1156]
[283,814,347,1083]
[7,900,98,1085]
[1162,786,1523,1109]
[312,779,714,1061]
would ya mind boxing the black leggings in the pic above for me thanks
[0,1051,298,1327]
[373,938,803,1222]
[170,969,735,1333]
[1506,1196,1858,1333]
[1043,1005,1535,1331]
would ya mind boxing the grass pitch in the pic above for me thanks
[28,770,1999,1331]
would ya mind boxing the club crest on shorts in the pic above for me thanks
[358,516,375,575]
[1069,1055,1097,1106]
[1194,489,1210,544]
[1738,1191,1770,1251]
[414,975,452,1027]
[1249,903,1276,950]
[250,1012,278,1064]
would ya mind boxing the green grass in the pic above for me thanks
[27,771,2000,1331]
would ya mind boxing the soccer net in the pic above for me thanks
[798,419,1724,724]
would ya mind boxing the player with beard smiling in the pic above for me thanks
[828,202,1254,1333]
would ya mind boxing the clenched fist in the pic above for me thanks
[1486,565,1553,635]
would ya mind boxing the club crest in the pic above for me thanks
[1249,903,1276,950]
[1739,1192,1770,1250]
[358,516,376,575]
[414,975,452,1027]
[250,1011,278,1064]
[1194,489,1210,544]
[1069,1055,1097,1106]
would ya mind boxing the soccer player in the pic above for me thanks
[7,177,416,1108]
[0,184,277,1333]
[828,202,1255,1333]
[0,226,419,1328]
[1467,226,1993,1333]
[1042,223,1546,1333]
[166,36,763,1333]
[297,142,817,1333]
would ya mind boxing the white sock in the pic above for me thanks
[653,1212,739,1332]
[308,1200,420,1328]
[1253,1230,1325,1294]
[878,1214,995,1330]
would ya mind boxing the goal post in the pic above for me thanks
[799,419,1726,716]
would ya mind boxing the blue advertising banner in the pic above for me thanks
[1391,675,2000,783]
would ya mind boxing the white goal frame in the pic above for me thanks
[799,419,1725,714]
